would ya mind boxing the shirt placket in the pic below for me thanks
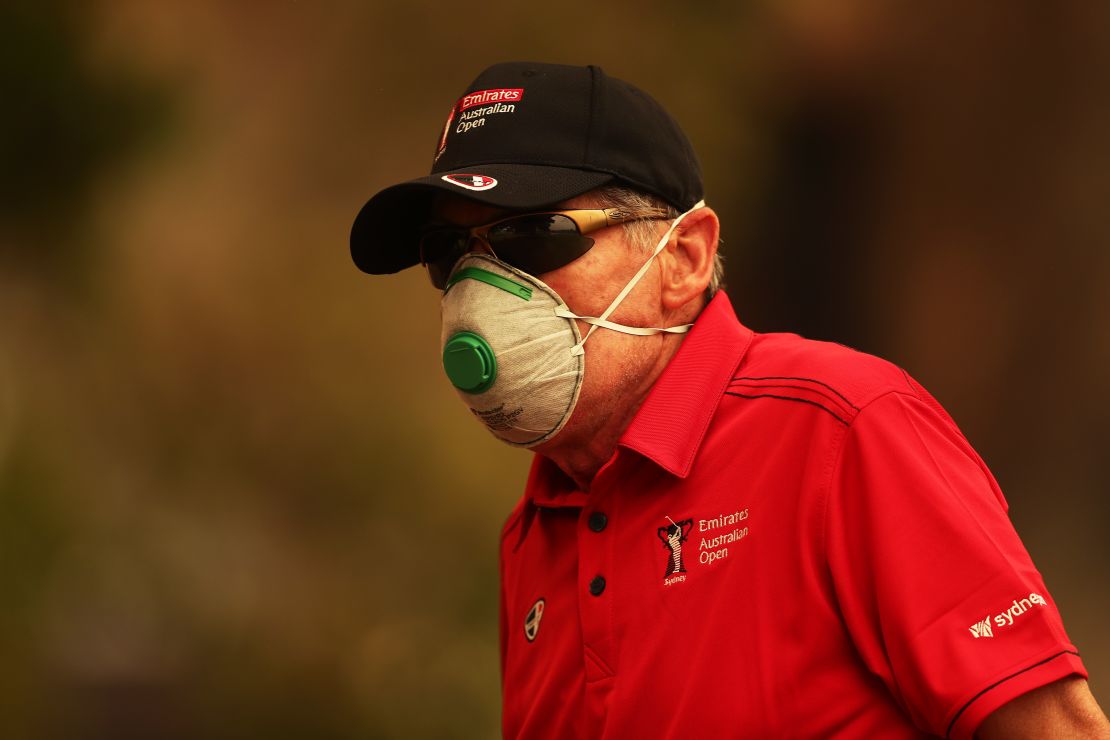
[576,460,620,735]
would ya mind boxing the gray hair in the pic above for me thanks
[591,185,724,300]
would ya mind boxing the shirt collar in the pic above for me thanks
[524,291,753,508]
[618,291,753,478]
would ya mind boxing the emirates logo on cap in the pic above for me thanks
[442,173,498,191]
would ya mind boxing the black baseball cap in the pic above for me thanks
[349,62,704,275]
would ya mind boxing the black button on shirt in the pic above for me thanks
[588,512,608,532]
[589,576,606,596]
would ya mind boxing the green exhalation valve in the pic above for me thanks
[443,331,497,394]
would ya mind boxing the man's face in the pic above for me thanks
[431,192,681,458]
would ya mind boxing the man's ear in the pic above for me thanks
[659,207,719,313]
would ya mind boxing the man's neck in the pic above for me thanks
[536,334,685,491]
[540,398,649,491]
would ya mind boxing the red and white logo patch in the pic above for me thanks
[460,87,524,111]
[433,101,458,163]
[524,598,544,642]
[441,173,498,191]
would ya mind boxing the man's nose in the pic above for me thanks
[466,235,496,258]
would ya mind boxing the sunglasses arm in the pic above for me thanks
[600,208,671,229]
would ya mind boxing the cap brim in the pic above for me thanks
[349,164,613,275]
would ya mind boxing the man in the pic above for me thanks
[350,62,1108,738]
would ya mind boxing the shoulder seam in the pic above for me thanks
[816,387,917,595]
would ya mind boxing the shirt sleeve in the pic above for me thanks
[824,389,1086,738]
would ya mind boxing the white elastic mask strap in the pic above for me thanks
[568,200,706,355]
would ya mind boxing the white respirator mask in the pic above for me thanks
[439,200,705,447]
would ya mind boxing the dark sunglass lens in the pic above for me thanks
[490,213,579,239]
[488,215,595,276]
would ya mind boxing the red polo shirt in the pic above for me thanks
[499,292,1085,739]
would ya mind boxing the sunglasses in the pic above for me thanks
[419,207,670,289]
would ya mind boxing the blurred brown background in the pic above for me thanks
[1,1,1107,738]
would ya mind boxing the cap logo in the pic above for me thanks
[433,101,458,163]
[434,89,524,162]
[442,173,498,191]
[460,87,523,111]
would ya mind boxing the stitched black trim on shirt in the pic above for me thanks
[727,380,856,420]
[723,391,850,426]
[944,650,1081,738]
[731,376,860,410]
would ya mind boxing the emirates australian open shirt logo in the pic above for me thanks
[659,516,694,585]
[656,510,751,587]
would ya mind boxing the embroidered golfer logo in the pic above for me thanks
[524,598,545,642]
[658,516,694,580]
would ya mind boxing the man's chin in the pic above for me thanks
[530,429,568,458]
